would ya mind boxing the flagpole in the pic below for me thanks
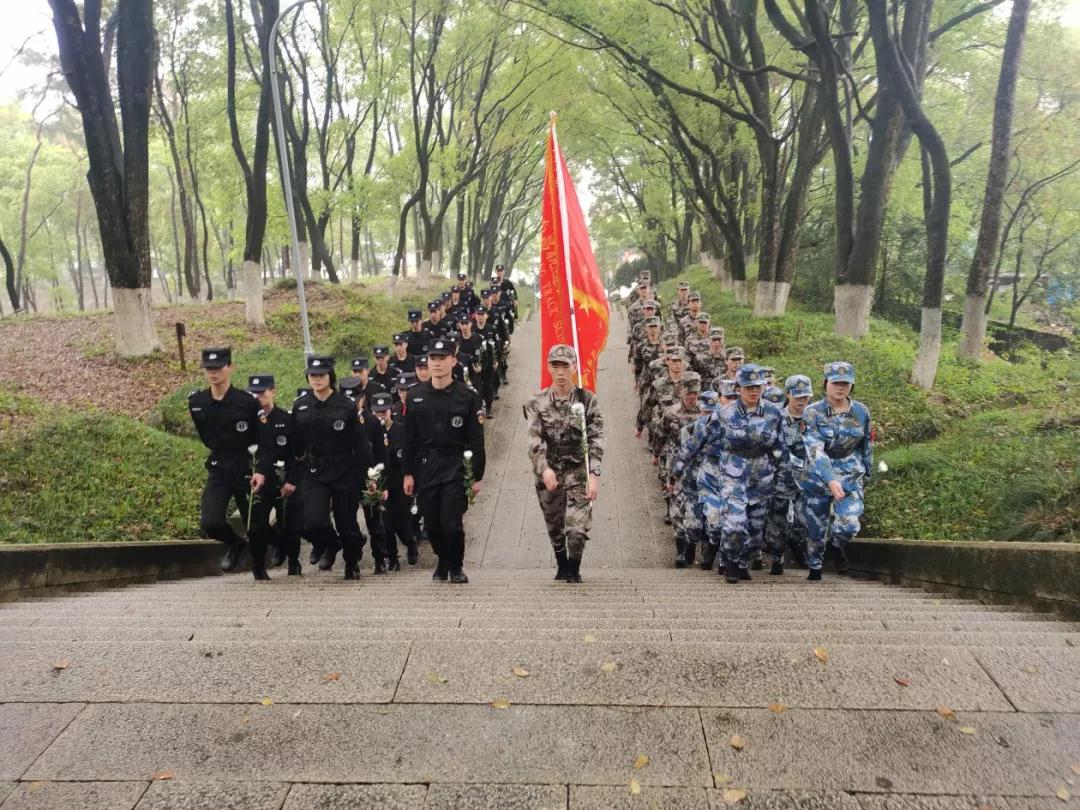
[550,113,583,384]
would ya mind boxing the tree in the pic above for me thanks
[48,0,162,355]
[957,0,1032,357]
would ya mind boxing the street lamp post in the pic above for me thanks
[269,0,315,357]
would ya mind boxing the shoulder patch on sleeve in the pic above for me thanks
[187,389,199,399]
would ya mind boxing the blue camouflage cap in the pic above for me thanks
[784,374,813,398]
[824,361,855,384]
[763,385,785,404]
[717,379,738,398]
[736,363,768,388]
[698,390,720,413]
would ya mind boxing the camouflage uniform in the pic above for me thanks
[633,328,664,387]
[674,365,785,575]
[654,375,703,563]
[684,315,712,369]
[674,390,720,566]
[525,350,605,563]
[797,362,872,572]
[638,351,672,403]
[637,351,686,437]
[764,375,812,570]
[695,350,727,384]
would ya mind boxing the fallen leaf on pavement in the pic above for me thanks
[321,671,341,682]
[729,734,746,750]
[600,661,618,673]
[768,702,785,713]
[51,660,69,671]
[512,666,530,678]
[936,705,956,721]
[151,770,175,781]
[1071,763,1080,776]
[260,698,274,706]
[629,778,641,796]
[491,699,511,710]
[722,787,748,804]
[813,648,829,663]
[957,726,976,735]
[1057,785,1070,802]
[633,754,649,770]
[714,773,733,786]
[583,634,596,642]
[426,673,449,685]
[894,677,911,688]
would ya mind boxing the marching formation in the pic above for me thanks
[188,266,519,582]
[626,270,875,583]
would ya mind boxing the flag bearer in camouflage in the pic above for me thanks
[632,317,664,388]
[683,312,712,368]
[694,328,727,381]
[525,344,605,584]
[673,364,785,583]
[797,361,873,580]
[654,374,703,565]
[765,375,813,575]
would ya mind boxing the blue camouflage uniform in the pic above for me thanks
[672,389,719,565]
[674,365,785,572]
[797,362,873,570]
[765,375,812,568]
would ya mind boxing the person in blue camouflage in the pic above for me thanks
[673,364,785,583]
[797,361,873,580]
[764,374,813,575]
[671,388,720,568]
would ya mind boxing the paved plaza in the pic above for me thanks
[1,315,1078,809]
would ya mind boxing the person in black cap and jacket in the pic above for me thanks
[370,346,395,391]
[249,374,303,578]
[372,391,420,567]
[289,355,371,579]
[403,338,485,583]
[188,347,266,573]
[389,334,416,376]
[341,375,392,574]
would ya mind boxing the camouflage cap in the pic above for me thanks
[636,280,649,289]
[698,390,720,412]
[661,335,678,348]
[638,270,652,281]
[688,292,702,302]
[717,378,738,398]
[644,316,662,327]
[736,363,767,387]
[696,312,711,323]
[666,346,687,361]
[643,299,659,309]
[709,327,726,340]
[784,374,813,398]
[547,344,577,365]
[677,282,690,290]
[824,360,855,384]
[677,372,702,393]
[762,385,786,404]
[724,346,745,360]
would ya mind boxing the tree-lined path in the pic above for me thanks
[1,314,1078,809]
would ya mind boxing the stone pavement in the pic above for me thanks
[2,314,1079,810]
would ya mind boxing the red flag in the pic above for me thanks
[539,118,610,392]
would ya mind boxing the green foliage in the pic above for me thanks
[0,408,205,544]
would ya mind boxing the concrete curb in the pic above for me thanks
[848,538,1080,619]
[0,540,223,602]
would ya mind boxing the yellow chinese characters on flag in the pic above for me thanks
[539,119,610,392]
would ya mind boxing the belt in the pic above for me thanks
[826,447,855,459]
[727,446,771,459]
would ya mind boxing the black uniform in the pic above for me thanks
[423,318,449,338]
[290,390,372,572]
[371,364,395,392]
[253,404,303,566]
[406,327,431,356]
[380,411,418,564]
[389,353,416,376]
[188,386,262,551]
[355,400,392,571]
[403,379,486,574]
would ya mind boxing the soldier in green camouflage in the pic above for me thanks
[525,344,605,584]
[639,336,677,399]
[630,300,660,354]
[637,347,688,441]
[678,293,703,342]
[669,282,690,324]
[633,317,664,388]
[694,328,727,380]
[684,313,712,369]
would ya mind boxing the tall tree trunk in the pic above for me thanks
[958,0,1031,358]
[154,75,199,299]
[1,235,18,313]
[49,0,162,355]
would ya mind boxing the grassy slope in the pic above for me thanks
[656,267,1079,542]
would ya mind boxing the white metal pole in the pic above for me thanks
[550,117,583,382]
[269,0,315,358]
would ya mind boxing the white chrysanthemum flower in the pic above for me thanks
[247,444,258,456]
[463,450,474,460]
[570,402,586,416]
[366,467,377,478]
[275,460,285,469]
[878,461,889,474]
[374,463,385,473]
[410,503,419,515]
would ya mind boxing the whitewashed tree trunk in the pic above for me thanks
[833,284,875,338]
[753,280,791,317]
[298,242,311,280]
[418,257,432,284]
[431,250,442,278]
[350,257,359,282]
[731,279,748,305]
[911,307,943,390]
[958,294,989,359]
[112,287,162,356]
[243,259,265,326]
[387,274,398,298]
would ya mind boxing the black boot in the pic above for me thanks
[674,536,688,568]
[700,543,718,571]
[318,548,338,571]
[723,558,739,584]
[221,541,247,573]
[787,540,808,569]
[769,560,784,576]
[554,549,569,581]
[683,539,697,567]
[252,567,270,581]
[373,558,388,575]
[433,562,449,581]
[751,556,764,571]
[449,567,469,584]
[566,557,583,584]
[344,562,361,580]
[287,559,302,576]
[268,546,287,568]
[738,566,752,581]
[807,568,823,581]
[308,545,322,565]
[834,545,850,574]
[406,541,420,565]
[388,557,402,572]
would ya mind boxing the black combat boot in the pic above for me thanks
[738,566,752,581]
[769,560,784,576]
[372,557,388,575]
[723,558,739,584]
[807,568,823,581]
[787,540,808,569]
[449,567,469,584]
[344,562,361,580]
[318,548,338,571]
[221,541,247,573]
[554,549,569,581]
[405,541,420,565]
[388,557,402,572]
[433,562,449,581]
[751,556,764,571]
[700,543,718,571]
[252,567,270,581]
[308,545,322,565]
[566,557,583,584]
[683,538,697,567]
[287,559,302,576]
[834,544,850,574]
[674,535,689,568]
[268,546,287,568]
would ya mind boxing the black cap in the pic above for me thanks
[415,355,428,367]
[495,264,505,271]
[427,340,454,357]
[338,375,362,394]
[199,347,231,369]
[480,289,492,298]
[351,357,369,371]
[247,374,275,393]
[370,392,394,412]
[407,309,422,321]
[305,355,335,374]
[427,302,439,312]
[394,373,416,392]
[393,333,407,344]
[440,292,452,301]
[457,272,467,280]
[475,305,489,315]
[465,280,474,288]
[373,345,389,358]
